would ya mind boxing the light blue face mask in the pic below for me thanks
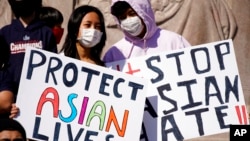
[120,16,144,36]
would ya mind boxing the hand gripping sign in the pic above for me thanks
[16,47,148,141]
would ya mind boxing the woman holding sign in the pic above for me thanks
[60,5,107,66]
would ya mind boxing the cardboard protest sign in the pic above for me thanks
[105,39,249,141]
[16,47,148,141]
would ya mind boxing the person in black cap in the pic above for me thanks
[0,0,57,118]
[0,118,26,141]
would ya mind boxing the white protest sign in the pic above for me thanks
[105,39,249,141]
[16,47,148,141]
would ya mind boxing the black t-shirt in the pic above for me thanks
[0,35,10,70]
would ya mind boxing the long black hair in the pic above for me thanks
[60,5,106,66]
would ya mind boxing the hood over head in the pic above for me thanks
[111,0,158,42]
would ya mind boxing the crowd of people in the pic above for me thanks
[0,0,191,140]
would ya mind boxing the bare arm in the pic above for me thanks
[0,90,14,114]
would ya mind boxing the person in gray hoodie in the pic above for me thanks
[103,0,191,63]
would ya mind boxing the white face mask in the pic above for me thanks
[78,28,103,48]
[120,16,144,36]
